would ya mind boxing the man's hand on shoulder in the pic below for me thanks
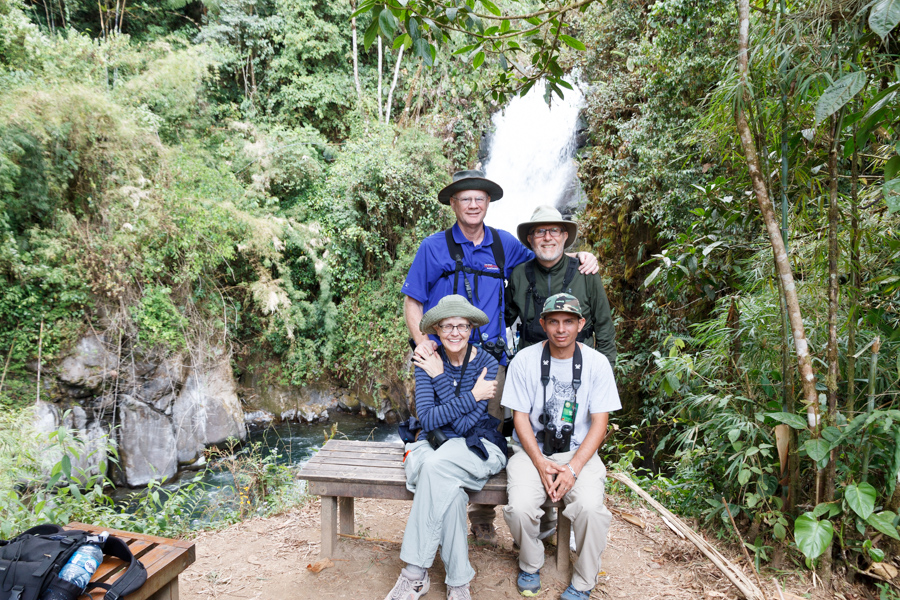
[413,339,439,361]
[575,251,599,275]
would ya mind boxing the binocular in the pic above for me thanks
[479,336,513,362]
[539,414,573,455]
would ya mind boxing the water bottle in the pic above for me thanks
[42,540,105,600]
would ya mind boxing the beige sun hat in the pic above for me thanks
[516,205,578,250]
[419,295,489,334]
[437,170,504,205]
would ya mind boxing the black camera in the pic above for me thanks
[539,414,573,456]
[426,428,449,450]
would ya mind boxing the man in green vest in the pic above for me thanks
[507,205,616,372]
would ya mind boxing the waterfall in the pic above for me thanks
[483,81,585,236]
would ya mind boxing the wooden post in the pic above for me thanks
[339,497,355,536]
[556,514,571,573]
[321,496,338,557]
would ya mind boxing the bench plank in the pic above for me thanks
[66,523,195,600]
[298,440,572,571]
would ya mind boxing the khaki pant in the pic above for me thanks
[468,365,506,526]
[502,446,612,592]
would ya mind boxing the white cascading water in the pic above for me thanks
[483,81,585,235]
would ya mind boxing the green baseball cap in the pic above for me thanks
[540,293,584,318]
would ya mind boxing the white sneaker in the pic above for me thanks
[447,583,471,600]
[384,570,430,600]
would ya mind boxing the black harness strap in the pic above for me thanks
[522,257,592,345]
[441,226,507,343]
[438,343,473,397]
[539,342,582,431]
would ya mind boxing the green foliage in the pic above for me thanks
[130,286,188,351]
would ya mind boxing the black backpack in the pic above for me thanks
[0,524,147,600]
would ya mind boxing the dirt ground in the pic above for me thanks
[179,492,862,600]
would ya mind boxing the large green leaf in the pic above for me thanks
[559,34,586,51]
[379,9,398,39]
[886,178,900,214]
[885,156,900,182]
[765,411,808,429]
[866,511,900,541]
[804,438,831,462]
[869,0,900,42]
[844,483,877,520]
[795,513,833,559]
[815,72,866,124]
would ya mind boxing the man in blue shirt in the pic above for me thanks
[402,169,599,543]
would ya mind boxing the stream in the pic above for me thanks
[111,413,399,525]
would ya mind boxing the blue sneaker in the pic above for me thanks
[516,570,541,597]
[559,583,591,600]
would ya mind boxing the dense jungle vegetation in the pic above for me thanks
[0,0,899,590]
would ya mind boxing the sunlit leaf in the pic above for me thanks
[866,511,900,541]
[765,411,808,429]
[480,0,502,16]
[815,71,866,124]
[794,513,833,559]
[844,482,876,520]
[473,51,485,68]
[559,34,586,51]
[869,0,900,42]
[379,9,398,39]
[804,438,831,462]
[885,178,900,214]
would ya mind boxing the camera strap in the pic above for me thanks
[540,342,582,426]
[439,343,473,397]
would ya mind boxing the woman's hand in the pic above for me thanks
[471,368,497,402]
[412,350,444,378]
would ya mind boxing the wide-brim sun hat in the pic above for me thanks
[420,295,490,334]
[517,205,578,250]
[437,169,504,205]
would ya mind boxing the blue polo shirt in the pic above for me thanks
[403,223,533,364]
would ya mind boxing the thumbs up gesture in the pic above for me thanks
[471,368,497,401]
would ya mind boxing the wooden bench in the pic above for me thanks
[297,440,573,571]
[66,523,195,600]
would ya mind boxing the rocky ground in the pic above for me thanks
[178,490,856,600]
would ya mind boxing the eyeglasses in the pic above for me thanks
[530,226,564,238]
[437,323,472,333]
[452,196,489,206]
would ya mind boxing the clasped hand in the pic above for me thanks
[538,458,576,503]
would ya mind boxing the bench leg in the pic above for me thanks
[321,495,338,557]
[556,514,571,573]
[339,497,355,536]
[147,578,179,600]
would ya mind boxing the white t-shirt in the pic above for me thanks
[501,342,621,452]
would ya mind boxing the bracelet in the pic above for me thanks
[566,463,578,480]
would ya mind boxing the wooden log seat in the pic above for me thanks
[297,439,572,571]
[65,523,196,600]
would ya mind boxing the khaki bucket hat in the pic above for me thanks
[419,295,490,334]
[516,205,578,250]
[437,170,504,205]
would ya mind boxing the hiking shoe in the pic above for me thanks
[471,523,498,545]
[559,583,591,600]
[447,583,471,600]
[516,570,541,597]
[537,526,556,541]
[384,570,430,600]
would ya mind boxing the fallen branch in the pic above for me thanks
[609,472,765,600]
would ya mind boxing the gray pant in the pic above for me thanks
[400,437,507,586]
[468,365,506,527]
[502,446,612,592]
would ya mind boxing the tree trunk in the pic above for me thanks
[735,0,819,424]
[819,104,843,588]
[351,0,362,104]
[377,36,384,121]
[384,46,404,123]
[847,134,860,409]
[400,62,423,127]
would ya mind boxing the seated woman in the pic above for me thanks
[385,295,508,600]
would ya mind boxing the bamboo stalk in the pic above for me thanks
[610,473,765,600]
[723,500,766,593]
[36,319,44,404]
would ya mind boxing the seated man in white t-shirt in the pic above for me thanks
[501,293,622,600]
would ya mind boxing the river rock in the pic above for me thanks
[172,359,246,464]
[244,410,275,426]
[247,380,339,422]
[33,400,111,485]
[57,335,118,396]
[119,395,177,486]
